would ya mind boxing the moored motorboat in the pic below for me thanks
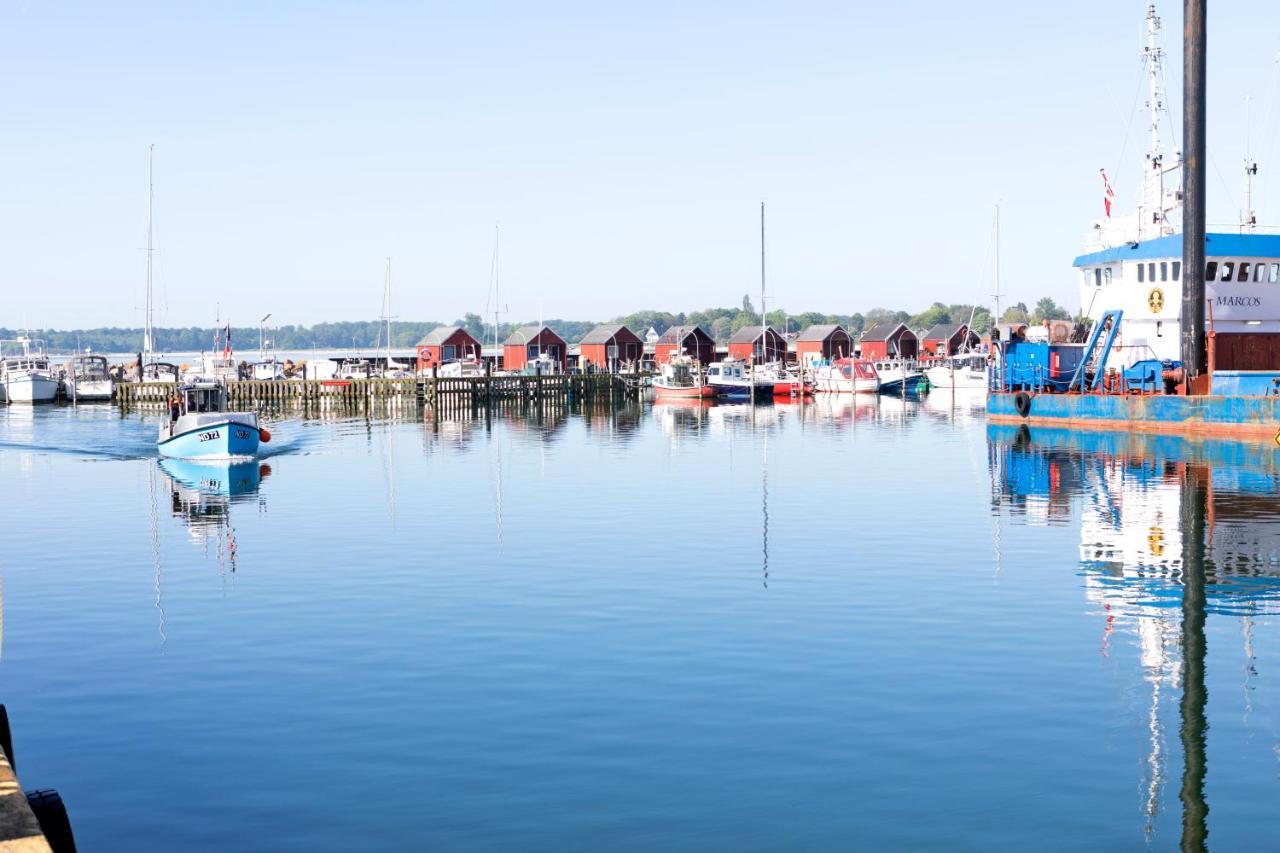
[812,358,880,394]
[1,335,59,403]
[875,359,928,395]
[158,381,267,459]
[64,353,115,401]
[653,355,714,399]
[705,358,773,399]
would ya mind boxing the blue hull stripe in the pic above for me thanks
[159,420,261,458]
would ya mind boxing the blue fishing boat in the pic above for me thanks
[158,381,267,459]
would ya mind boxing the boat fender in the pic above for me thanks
[25,788,77,853]
[1013,390,1033,418]
[259,428,272,443]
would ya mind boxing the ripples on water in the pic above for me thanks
[2,393,1278,851]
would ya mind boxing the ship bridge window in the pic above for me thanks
[1238,262,1251,282]
[1254,263,1265,283]
[1172,261,1181,280]
[1104,267,1113,284]
[1271,263,1280,283]
[1160,262,1168,281]
[1094,269,1102,287]
[1137,264,1145,283]
[1147,262,1156,282]
[1205,261,1218,280]
[1220,261,1235,281]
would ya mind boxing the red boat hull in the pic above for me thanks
[654,384,715,399]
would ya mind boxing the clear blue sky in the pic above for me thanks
[2,1,1277,329]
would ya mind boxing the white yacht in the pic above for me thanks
[812,357,880,394]
[1,335,59,403]
[64,353,115,401]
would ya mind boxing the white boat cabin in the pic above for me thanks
[1075,233,1280,369]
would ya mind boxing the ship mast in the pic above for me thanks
[1243,95,1258,231]
[1140,4,1178,239]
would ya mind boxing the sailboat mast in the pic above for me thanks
[144,143,155,357]
[752,199,762,350]
[384,256,393,371]
[993,202,1001,326]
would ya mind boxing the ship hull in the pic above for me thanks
[988,391,1280,438]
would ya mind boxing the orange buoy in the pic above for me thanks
[259,428,272,443]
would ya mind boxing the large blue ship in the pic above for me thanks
[988,4,1280,438]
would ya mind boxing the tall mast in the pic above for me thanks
[490,225,502,351]
[993,201,1001,325]
[760,201,767,361]
[383,257,393,371]
[1140,4,1175,239]
[144,143,155,357]
[1243,95,1258,231]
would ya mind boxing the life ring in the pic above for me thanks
[1013,390,1033,418]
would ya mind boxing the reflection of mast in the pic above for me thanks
[148,464,167,649]
[1179,464,1209,852]
[761,421,769,589]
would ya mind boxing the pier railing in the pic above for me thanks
[114,374,646,410]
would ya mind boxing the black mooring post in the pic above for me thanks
[1181,0,1207,378]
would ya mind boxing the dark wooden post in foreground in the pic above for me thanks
[1180,0,1207,382]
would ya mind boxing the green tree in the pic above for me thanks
[910,302,951,329]
[1000,302,1030,324]
[1031,297,1071,323]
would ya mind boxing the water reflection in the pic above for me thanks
[988,425,1280,850]
[156,458,271,573]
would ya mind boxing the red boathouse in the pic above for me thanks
[859,322,918,360]
[579,324,644,372]
[503,325,568,371]
[416,326,483,371]
[654,325,716,365]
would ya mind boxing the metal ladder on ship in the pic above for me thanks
[1067,309,1123,392]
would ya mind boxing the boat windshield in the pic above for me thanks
[183,387,226,413]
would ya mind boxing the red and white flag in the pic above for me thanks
[223,324,232,358]
[1099,168,1115,218]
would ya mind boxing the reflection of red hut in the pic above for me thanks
[920,323,979,358]
[579,324,643,372]
[727,326,786,362]
[416,326,483,371]
[795,325,853,362]
[503,325,567,371]
[859,322,917,359]
[654,325,715,365]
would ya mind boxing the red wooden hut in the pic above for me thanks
[416,326,483,371]
[919,323,979,358]
[654,325,716,365]
[503,325,568,371]
[727,325,786,363]
[794,324,853,362]
[859,322,918,360]
[579,324,643,372]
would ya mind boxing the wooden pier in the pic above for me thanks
[114,374,646,410]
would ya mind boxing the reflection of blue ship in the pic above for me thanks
[988,423,1280,613]
[158,457,269,499]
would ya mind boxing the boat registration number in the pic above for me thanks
[198,430,221,442]
[234,429,252,440]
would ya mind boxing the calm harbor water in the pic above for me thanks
[2,393,1279,851]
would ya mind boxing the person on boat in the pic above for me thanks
[168,392,181,422]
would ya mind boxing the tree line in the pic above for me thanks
[3,296,1073,354]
